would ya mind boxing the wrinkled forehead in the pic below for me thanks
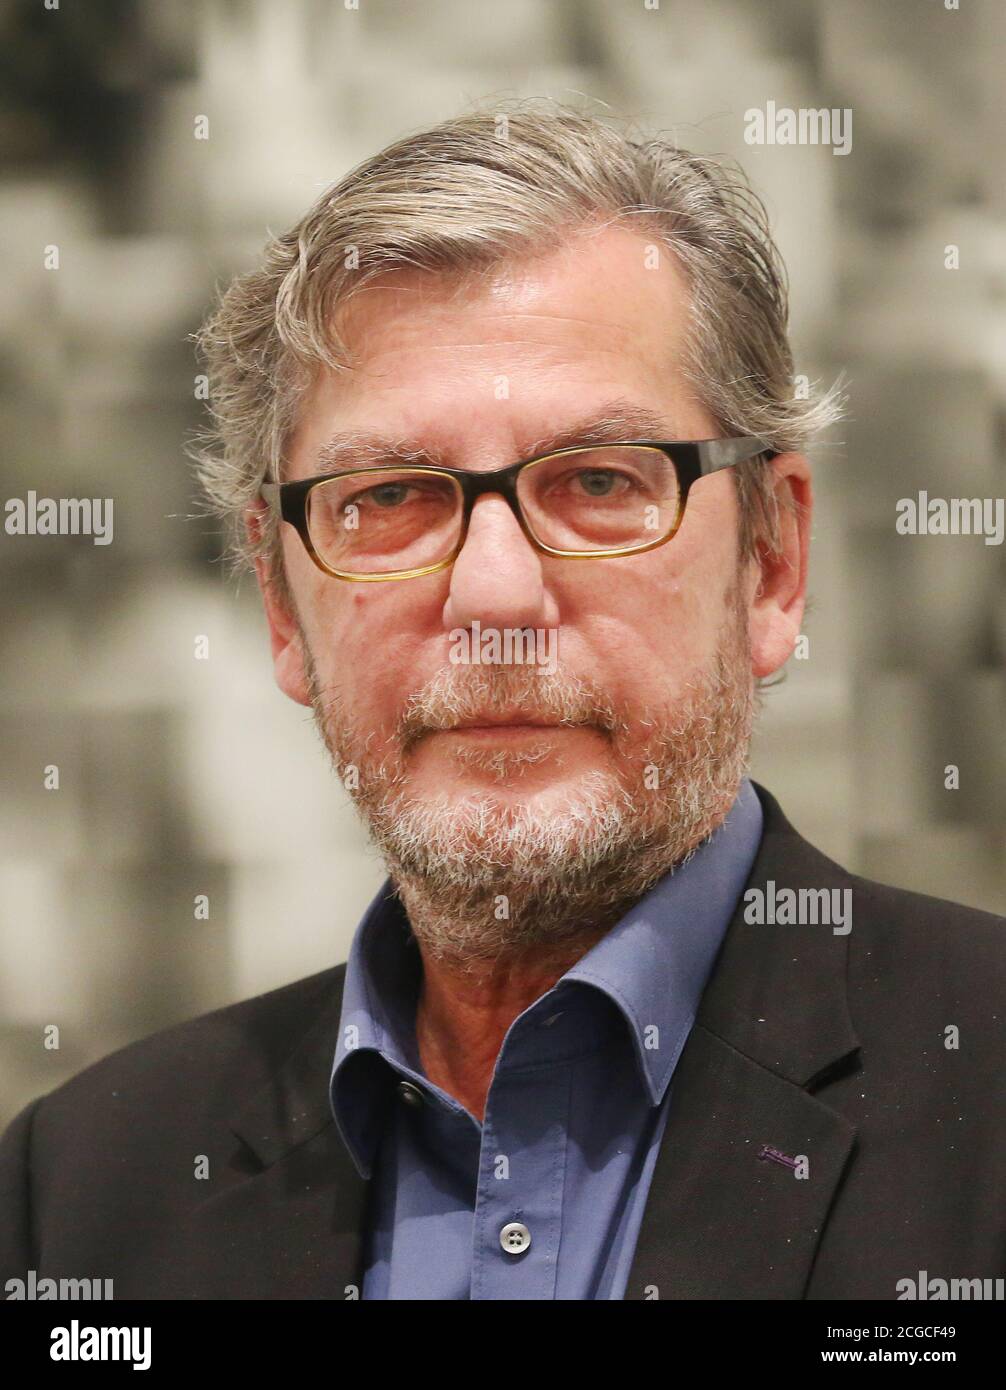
[284,225,708,476]
[327,221,696,373]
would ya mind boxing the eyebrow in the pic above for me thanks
[310,401,683,477]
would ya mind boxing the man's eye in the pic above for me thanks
[355,482,415,508]
[570,469,635,498]
[373,483,413,507]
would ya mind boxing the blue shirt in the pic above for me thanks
[330,777,764,1299]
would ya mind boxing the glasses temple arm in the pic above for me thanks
[258,482,282,517]
[697,437,778,476]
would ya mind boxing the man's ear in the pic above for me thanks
[747,453,812,680]
[246,500,312,708]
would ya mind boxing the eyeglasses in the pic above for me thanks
[259,436,777,582]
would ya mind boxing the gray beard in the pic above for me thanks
[304,579,757,971]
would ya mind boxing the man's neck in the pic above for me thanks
[414,934,607,1123]
[390,800,737,1121]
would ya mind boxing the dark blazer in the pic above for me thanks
[2,782,1004,1300]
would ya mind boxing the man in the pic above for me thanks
[2,103,1003,1301]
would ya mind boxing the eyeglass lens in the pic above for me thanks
[304,445,681,576]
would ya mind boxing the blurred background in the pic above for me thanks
[1,0,1004,1127]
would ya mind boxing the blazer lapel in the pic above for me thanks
[170,782,859,1300]
[181,968,370,1299]
[625,782,861,1299]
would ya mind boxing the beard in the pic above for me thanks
[303,571,758,971]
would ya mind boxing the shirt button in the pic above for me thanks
[499,1222,531,1255]
[396,1080,426,1109]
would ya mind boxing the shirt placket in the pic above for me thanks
[470,1053,573,1300]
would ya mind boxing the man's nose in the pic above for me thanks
[441,493,560,634]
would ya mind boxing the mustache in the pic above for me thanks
[397,664,627,752]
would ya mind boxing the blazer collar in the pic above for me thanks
[213,779,861,1300]
[693,780,859,1087]
[624,780,862,1299]
[180,970,366,1299]
[228,969,350,1169]
[225,781,856,1167]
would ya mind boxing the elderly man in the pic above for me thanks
[1,104,1003,1302]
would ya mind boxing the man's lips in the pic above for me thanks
[407,716,603,749]
[451,716,560,729]
[443,720,563,737]
[425,713,571,741]
[434,716,604,743]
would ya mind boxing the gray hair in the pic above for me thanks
[189,97,844,590]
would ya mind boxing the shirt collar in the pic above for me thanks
[330,778,763,1175]
[560,775,763,1103]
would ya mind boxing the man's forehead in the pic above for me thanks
[307,400,689,476]
[289,226,705,475]
[331,221,693,352]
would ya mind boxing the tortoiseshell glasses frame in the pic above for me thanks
[258,435,778,582]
